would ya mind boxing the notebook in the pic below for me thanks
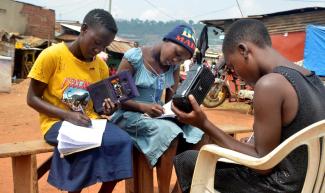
[156,101,176,119]
[57,119,107,157]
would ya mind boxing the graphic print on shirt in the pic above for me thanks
[61,78,91,112]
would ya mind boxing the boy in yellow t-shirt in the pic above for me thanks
[27,9,132,193]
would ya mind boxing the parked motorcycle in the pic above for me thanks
[202,60,254,109]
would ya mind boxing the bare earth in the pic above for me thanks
[0,79,253,193]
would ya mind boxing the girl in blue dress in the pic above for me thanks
[111,25,205,193]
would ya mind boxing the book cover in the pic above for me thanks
[87,70,139,114]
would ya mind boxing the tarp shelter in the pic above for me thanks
[304,25,325,77]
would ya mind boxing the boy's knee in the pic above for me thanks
[174,150,198,172]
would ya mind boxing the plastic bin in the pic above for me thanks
[0,55,13,93]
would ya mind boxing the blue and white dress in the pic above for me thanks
[111,48,204,166]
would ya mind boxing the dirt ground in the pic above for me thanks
[0,79,253,193]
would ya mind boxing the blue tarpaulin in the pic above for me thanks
[304,25,325,77]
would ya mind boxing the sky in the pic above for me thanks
[17,0,325,22]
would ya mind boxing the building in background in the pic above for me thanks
[0,0,54,84]
[56,22,135,74]
[0,0,55,39]
[201,7,325,62]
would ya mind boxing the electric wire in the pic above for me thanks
[141,0,177,20]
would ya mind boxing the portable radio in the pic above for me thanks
[173,64,214,113]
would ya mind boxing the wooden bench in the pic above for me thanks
[0,139,160,193]
[125,148,155,193]
[0,125,252,193]
[218,124,252,135]
[0,140,54,193]
[0,140,159,193]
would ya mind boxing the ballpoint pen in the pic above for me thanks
[79,104,92,127]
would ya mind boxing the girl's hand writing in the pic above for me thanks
[142,103,164,117]
[65,111,92,127]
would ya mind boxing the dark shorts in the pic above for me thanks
[44,121,133,192]
[173,150,303,193]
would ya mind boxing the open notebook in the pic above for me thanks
[156,101,176,119]
[57,119,107,157]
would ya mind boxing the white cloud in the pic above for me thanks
[139,9,170,21]
[15,0,325,22]
[241,0,325,16]
[112,5,124,19]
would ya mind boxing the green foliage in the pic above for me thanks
[115,19,223,47]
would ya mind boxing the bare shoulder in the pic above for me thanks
[254,73,289,96]
[254,72,298,126]
[253,73,287,110]
[118,58,134,74]
[251,73,296,156]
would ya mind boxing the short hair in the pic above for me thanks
[222,19,271,55]
[83,9,118,34]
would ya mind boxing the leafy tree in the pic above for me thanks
[115,19,223,48]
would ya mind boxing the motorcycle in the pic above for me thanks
[202,60,254,110]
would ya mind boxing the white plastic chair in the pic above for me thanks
[190,120,325,193]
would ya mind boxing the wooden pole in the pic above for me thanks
[109,0,112,13]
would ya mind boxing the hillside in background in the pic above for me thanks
[116,19,223,50]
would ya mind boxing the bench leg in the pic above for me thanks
[37,155,52,180]
[125,149,153,193]
[11,154,38,193]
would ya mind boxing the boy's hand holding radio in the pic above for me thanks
[172,95,208,129]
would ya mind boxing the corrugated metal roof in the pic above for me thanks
[263,9,325,34]
[249,6,325,17]
[60,23,81,33]
[201,7,325,34]
[201,3,325,22]
[55,33,134,54]
[0,30,22,43]
[55,23,134,53]
[16,36,49,48]
[107,40,133,53]
[55,34,77,42]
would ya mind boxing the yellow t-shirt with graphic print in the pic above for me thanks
[28,42,109,135]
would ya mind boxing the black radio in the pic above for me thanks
[173,64,214,113]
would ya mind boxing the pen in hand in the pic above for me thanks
[79,104,92,127]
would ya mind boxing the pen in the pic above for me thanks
[79,104,85,114]
[79,104,92,127]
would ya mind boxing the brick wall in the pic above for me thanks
[21,4,55,39]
